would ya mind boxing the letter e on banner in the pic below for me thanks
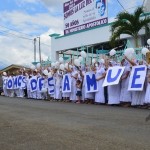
[128,65,147,91]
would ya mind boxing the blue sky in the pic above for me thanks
[0,0,144,68]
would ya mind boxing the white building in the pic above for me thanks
[50,1,150,62]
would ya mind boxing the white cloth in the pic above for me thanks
[108,84,120,104]
[131,90,145,106]
[95,68,105,103]
[120,66,132,102]
[70,71,78,101]
[55,71,62,99]
[145,83,150,104]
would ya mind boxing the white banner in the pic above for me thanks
[37,77,44,92]
[64,0,108,34]
[17,75,22,89]
[128,65,147,91]
[85,72,98,93]
[21,76,27,89]
[48,77,55,95]
[7,77,13,89]
[13,76,18,89]
[30,76,37,92]
[62,74,72,93]
[103,66,125,87]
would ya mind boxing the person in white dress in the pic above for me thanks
[70,66,78,102]
[124,56,146,107]
[144,66,150,105]
[95,64,106,104]
[55,69,63,101]
[2,72,8,96]
[107,61,121,105]
[84,65,95,104]
[120,59,132,106]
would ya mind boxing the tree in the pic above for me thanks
[110,7,150,47]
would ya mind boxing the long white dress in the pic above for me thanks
[145,83,150,104]
[2,76,8,96]
[81,71,85,101]
[120,66,132,102]
[108,83,121,105]
[131,89,145,106]
[55,71,62,99]
[70,71,78,101]
[131,66,146,106]
[107,66,121,105]
[95,67,105,103]
[84,71,95,100]
[144,69,150,104]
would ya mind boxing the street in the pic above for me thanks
[0,96,149,150]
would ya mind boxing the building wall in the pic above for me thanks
[51,24,145,61]
[50,0,150,61]
[144,0,150,12]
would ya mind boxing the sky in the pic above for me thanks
[0,0,144,69]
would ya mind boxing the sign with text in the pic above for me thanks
[128,65,147,91]
[64,0,108,34]
[85,72,98,93]
[103,66,125,87]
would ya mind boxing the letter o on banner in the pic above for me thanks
[7,79,13,89]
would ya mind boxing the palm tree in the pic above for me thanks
[110,7,150,47]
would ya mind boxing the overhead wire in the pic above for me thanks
[0,27,51,47]
[116,0,127,12]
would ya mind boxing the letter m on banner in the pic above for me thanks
[85,72,98,93]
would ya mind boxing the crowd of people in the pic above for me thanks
[1,55,150,109]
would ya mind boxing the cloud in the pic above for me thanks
[0,8,63,66]
[0,0,144,67]
[116,0,143,12]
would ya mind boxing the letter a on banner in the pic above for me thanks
[103,66,125,87]
[85,72,98,93]
[62,74,71,93]
[128,65,147,91]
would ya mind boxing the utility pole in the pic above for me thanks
[38,37,42,63]
[34,38,36,62]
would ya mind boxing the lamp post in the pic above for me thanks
[34,38,36,62]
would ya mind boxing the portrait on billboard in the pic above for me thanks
[95,0,106,17]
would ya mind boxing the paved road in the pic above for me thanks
[0,96,150,150]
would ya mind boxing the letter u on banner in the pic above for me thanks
[128,65,147,91]
[85,72,98,93]
[103,66,125,87]
[62,74,71,93]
